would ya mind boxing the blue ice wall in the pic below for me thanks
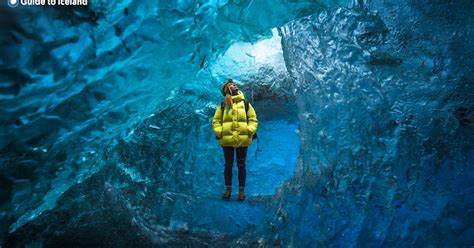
[272,0,474,246]
[1,0,473,247]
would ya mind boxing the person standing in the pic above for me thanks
[212,79,258,201]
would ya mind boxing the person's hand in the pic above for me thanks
[247,130,254,138]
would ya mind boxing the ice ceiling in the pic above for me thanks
[0,0,473,247]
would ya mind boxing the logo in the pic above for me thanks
[7,0,19,7]
[7,0,87,7]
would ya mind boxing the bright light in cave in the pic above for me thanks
[211,28,286,78]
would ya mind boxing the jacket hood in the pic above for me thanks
[231,91,245,102]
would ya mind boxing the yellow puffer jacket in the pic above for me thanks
[212,91,258,147]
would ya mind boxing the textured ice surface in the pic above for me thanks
[1,0,473,246]
[273,0,474,246]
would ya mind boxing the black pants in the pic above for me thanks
[223,146,248,187]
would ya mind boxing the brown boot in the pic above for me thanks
[222,186,231,200]
[238,186,245,201]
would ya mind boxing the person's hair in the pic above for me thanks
[221,79,234,96]
[222,79,234,109]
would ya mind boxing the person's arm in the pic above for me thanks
[212,106,223,138]
[247,103,258,136]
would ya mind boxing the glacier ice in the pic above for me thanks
[273,0,474,246]
[0,0,473,246]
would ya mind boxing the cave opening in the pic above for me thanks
[207,27,299,197]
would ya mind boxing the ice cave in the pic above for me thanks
[0,0,473,247]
